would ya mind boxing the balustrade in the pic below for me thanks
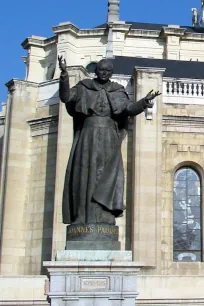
[163,79,204,97]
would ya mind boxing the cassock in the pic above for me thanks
[59,72,146,225]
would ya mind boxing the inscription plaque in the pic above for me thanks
[81,277,109,291]
[66,223,119,242]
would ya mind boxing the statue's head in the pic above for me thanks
[95,59,113,83]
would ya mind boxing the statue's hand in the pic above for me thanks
[58,55,67,73]
[145,90,161,108]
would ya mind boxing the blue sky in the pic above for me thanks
[0,0,200,103]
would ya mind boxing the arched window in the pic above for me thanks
[86,62,97,74]
[173,167,202,262]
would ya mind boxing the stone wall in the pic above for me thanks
[0,80,59,275]
[0,80,39,275]
[0,276,48,306]
[137,275,204,305]
[2,70,204,277]
[161,103,204,275]
[25,104,58,275]
[1,275,204,306]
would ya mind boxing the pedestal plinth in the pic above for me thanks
[66,224,120,250]
[44,258,144,306]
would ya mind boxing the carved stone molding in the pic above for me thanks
[169,143,204,153]
[22,36,57,49]
[27,115,58,137]
[53,22,106,37]
[163,115,204,133]
[6,79,38,92]
[162,26,186,37]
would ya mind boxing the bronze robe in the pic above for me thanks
[59,73,146,224]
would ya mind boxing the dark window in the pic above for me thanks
[86,62,97,73]
[173,167,202,262]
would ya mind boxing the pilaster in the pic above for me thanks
[162,26,186,60]
[0,80,39,275]
[132,67,165,270]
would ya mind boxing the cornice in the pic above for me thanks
[53,22,79,34]
[182,31,204,41]
[135,67,166,74]
[0,300,49,306]
[5,79,39,92]
[54,22,159,38]
[53,22,106,37]
[27,115,58,137]
[163,77,204,83]
[22,36,57,50]
[161,26,204,41]
[162,26,186,37]
[128,28,161,38]
[111,22,131,32]
[162,115,204,133]
[163,115,204,126]
[20,22,204,51]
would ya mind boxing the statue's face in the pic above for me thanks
[96,60,113,83]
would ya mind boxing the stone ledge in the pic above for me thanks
[44,260,145,273]
[0,276,48,302]
[56,250,132,262]
[0,301,49,306]
[137,299,204,306]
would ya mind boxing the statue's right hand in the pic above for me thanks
[58,55,67,72]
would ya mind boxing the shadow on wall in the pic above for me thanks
[0,134,4,176]
[125,119,133,251]
[40,92,59,274]
[0,133,4,246]
[99,29,108,45]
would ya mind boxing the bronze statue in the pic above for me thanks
[59,56,160,225]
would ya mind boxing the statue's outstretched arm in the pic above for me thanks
[126,90,161,116]
[126,98,147,116]
[58,55,70,103]
[59,71,70,103]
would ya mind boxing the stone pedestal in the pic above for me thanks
[44,252,144,306]
[66,224,120,250]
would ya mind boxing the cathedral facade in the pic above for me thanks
[1,1,204,305]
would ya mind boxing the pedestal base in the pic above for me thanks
[66,224,120,250]
[44,260,143,306]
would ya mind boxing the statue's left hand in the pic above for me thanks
[145,90,161,108]
[58,55,67,73]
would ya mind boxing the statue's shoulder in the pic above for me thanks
[109,81,125,92]
[77,79,94,89]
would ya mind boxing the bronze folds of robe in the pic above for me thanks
[60,76,145,227]
[63,115,124,225]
